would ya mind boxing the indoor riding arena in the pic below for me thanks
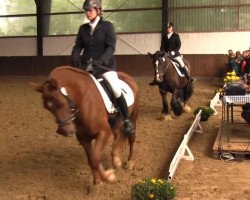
[0,1,249,200]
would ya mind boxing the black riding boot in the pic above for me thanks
[149,79,158,86]
[116,94,134,136]
[149,71,158,86]
[181,67,193,82]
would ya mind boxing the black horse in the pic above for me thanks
[148,51,194,121]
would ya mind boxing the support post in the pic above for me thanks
[162,0,169,37]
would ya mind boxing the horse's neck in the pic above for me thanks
[51,67,92,101]
[163,56,173,65]
[162,54,171,61]
[51,66,89,78]
[52,67,90,82]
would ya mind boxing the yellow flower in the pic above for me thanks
[149,193,155,199]
[151,179,157,184]
[158,179,164,184]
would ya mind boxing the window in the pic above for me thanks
[48,0,162,35]
[169,0,250,32]
[0,0,36,36]
[0,0,162,37]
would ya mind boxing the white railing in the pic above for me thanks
[168,110,203,182]
[210,92,222,115]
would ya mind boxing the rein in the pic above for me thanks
[56,87,78,127]
[164,58,171,72]
[156,55,171,76]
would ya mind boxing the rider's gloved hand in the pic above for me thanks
[171,51,175,56]
[92,59,103,68]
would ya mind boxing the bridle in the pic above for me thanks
[154,54,171,82]
[56,87,78,127]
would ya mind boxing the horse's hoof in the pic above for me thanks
[105,168,117,182]
[125,160,135,170]
[184,105,192,113]
[158,114,173,121]
[164,115,173,121]
[113,156,122,168]
[157,114,166,121]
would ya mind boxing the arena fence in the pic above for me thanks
[210,92,222,115]
[168,110,203,182]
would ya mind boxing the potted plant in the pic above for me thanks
[131,178,176,200]
[194,106,215,121]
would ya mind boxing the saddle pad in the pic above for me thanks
[171,61,185,77]
[89,74,135,113]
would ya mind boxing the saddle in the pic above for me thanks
[169,59,185,77]
[164,55,186,77]
[89,74,134,113]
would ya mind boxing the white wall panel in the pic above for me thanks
[115,32,250,55]
[0,32,250,56]
[115,33,161,55]
[0,37,36,56]
[43,33,161,56]
[180,32,250,54]
[43,32,250,55]
[43,36,76,56]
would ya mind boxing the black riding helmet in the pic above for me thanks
[166,21,174,28]
[83,0,102,11]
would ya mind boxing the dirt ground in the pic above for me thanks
[0,76,249,200]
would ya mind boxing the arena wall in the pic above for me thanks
[0,32,249,76]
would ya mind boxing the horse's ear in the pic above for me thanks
[48,78,59,90]
[147,52,153,58]
[30,82,43,93]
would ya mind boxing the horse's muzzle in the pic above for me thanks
[156,74,164,82]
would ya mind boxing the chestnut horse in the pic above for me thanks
[148,51,193,121]
[32,66,139,187]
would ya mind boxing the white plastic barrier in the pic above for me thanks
[168,110,203,182]
[210,92,222,115]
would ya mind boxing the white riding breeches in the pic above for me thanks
[101,71,122,98]
[174,56,185,68]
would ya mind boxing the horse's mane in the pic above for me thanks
[50,66,90,77]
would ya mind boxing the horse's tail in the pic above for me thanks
[171,99,183,116]
[183,82,194,101]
